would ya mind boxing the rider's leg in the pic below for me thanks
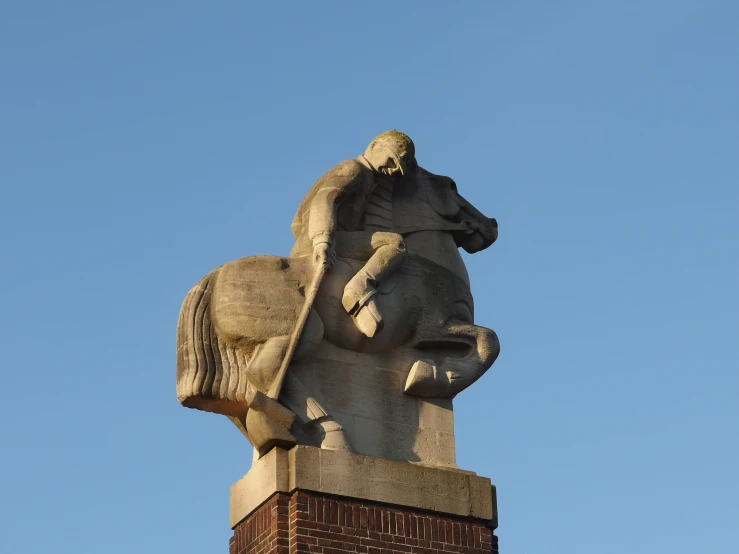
[364,231,407,282]
[335,231,406,337]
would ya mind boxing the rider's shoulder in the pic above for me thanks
[330,158,369,176]
[313,160,372,190]
[316,158,371,186]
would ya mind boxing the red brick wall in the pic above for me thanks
[230,491,498,554]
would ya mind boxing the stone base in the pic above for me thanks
[229,490,499,554]
[229,446,498,554]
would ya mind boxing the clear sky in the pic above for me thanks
[1,2,737,553]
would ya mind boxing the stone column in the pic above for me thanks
[228,447,499,554]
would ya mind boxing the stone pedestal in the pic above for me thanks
[229,446,499,554]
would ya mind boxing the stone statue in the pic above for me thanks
[176,131,499,467]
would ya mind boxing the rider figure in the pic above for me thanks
[290,130,416,337]
[243,132,417,455]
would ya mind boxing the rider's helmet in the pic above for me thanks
[365,130,416,176]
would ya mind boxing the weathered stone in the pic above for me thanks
[176,131,499,465]
[229,446,496,529]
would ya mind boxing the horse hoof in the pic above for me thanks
[317,419,354,453]
[245,409,297,458]
[404,359,450,397]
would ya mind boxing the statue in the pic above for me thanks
[176,131,499,467]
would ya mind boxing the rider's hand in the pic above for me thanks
[313,242,335,270]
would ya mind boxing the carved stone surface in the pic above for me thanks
[229,446,497,529]
[176,131,499,467]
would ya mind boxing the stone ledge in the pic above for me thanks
[230,446,496,529]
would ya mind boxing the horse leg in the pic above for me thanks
[405,323,499,398]
[442,323,499,395]
[244,309,326,457]
[246,308,324,393]
[247,308,353,454]
[280,372,354,453]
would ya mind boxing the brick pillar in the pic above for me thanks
[229,491,499,554]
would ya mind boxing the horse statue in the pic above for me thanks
[176,131,499,465]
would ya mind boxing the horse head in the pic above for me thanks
[397,166,498,254]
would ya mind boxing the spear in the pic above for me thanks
[267,257,328,399]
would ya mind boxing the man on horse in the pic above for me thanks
[290,130,415,338]
[238,131,418,455]
[176,130,499,457]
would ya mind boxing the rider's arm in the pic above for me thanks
[308,185,346,246]
[307,160,367,246]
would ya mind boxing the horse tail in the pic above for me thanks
[175,270,249,417]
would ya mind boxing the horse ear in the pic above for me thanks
[448,178,458,192]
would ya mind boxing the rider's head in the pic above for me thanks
[363,130,416,178]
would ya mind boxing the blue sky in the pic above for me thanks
[1,2,737,553]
